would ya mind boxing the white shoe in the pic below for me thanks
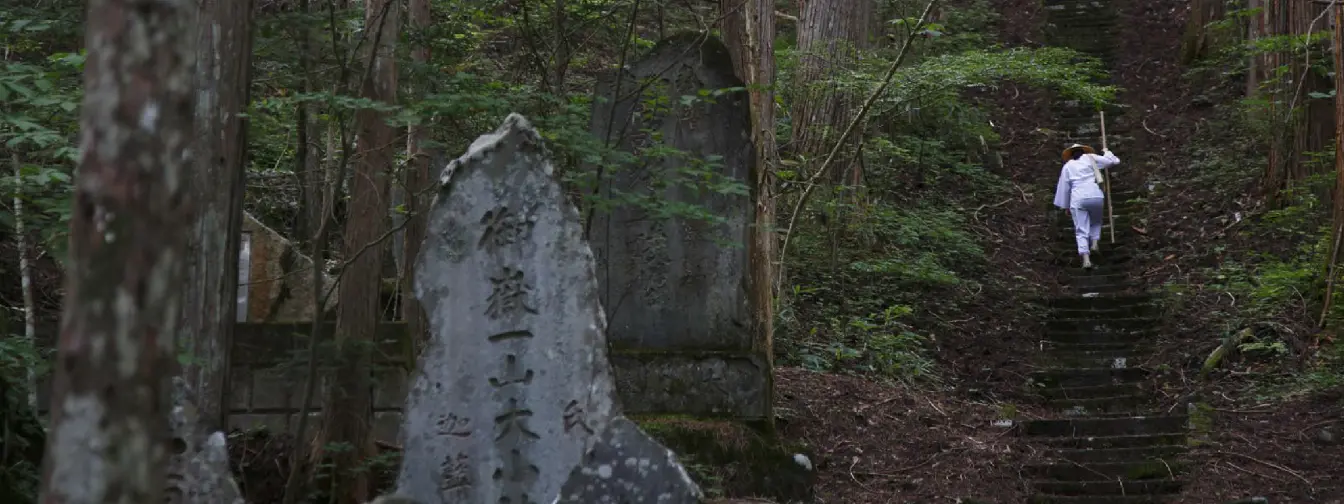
[1081,254,1093,269]
[1090,239,1100,253]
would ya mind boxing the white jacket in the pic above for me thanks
[1053,150,1121,209]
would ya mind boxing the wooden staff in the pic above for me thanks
[1100,110,1115,244]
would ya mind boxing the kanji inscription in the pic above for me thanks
[439,453,471,493]
[479,204,539,252]
[486,266,537,319]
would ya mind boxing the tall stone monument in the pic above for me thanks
[394,114,701,503]
[588,33,769,420]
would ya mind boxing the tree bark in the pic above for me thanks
[318,0,398,501]
[1323,2,1344,326]
[790,0,873,167]
[402,0,432,348]
[1255,0,1335,197]
[726,0,779,432]
[180,0,255,438]
[295,0,323,245]
[39,0,195,502]
[1181,0,1230,64]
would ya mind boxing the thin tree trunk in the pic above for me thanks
[741,0,778,432]
[12,153,37,409]
[319,0,398,501]
[402,0,432,348]
[296,0,322,245]
[39,0,194,501]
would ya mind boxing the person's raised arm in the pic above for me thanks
[1091,149,1121,169]
[1053,166,1071,209]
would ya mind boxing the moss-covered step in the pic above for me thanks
[1027,493,1176,504]
[1055,444,1186,464]
[1044,348,1143,368]
[1031,478,1184,496]
[1042,341,1141,354]
[1036,383,1144,402]
[1045,393,1146,415]
[1038,432,1187,450]
[1046,316,1162,332]
[1025,459,1187,481]
[636,416,813,502]
[1031,367,1148,388]
[1025,415,1188,438]
[1038,294,1152,309]
[1043,328,1156,345]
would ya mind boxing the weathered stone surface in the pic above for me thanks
[166,378,245,504]
[557,417,701,503]
[239,211,336,322]
[588,34,766,419]
[395,113,701,503]
[610,354,769,416]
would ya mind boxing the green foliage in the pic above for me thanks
[776,1,1113,382]
[783,304,936,383]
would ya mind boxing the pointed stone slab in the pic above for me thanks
[394,114,701,504]
[557,417,701,503]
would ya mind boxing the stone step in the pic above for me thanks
[1031,367,1148,388]
[1046,317,1161,332]
[1024,415,1188,438]
[1051,254,1138,267]
[1027,495,1174,504]
[1043,330,1153,346]
[1056,445,1185,464]
[1024,459,1187,481]
[1067,265,1135,276]
[1040,294,1153,309]
[1047,349,1143,368]
[1037,383,1144,401]
[1048,305,1156,319]
[1043,340,1140,353]
[1038,433,1187,450]
[1045,394,1146,414]
[1031,478,1184,496]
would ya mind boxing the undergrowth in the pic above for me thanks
[1158,91,1344,399]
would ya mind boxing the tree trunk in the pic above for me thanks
[1256,0,1335,197]
[1324,2,1344,326]
[180,0,255,438]
[402,0,432,348]
[318,0,398,501]
[727,0,779,432]
[39,0,194,502]
[719,0,748,81]
[790,0,873,167]
[1181,0,1230,64]
[295,0,322,245]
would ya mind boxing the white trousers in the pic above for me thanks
[1071,197,1105,255]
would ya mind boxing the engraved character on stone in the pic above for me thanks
[435,413,471,438]
[479,204,538,252]
[438,452,471,493]
[562,400,594,435]
[486,266,537,319]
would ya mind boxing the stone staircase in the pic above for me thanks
[1020,0,1188,502]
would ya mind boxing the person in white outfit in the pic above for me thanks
[1053,143,1120,269]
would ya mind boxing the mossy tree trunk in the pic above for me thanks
[39,0,195,502]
